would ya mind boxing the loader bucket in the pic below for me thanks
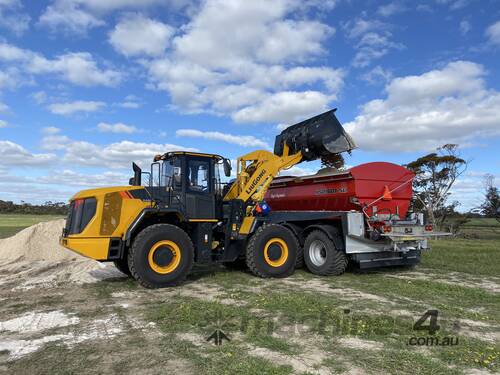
[274,109,356,161]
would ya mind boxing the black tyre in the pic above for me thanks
[295,245,304,269]
[128,224,194,288]
[246,224,298,278]
[304,230,348,276]
[113,256,132,277]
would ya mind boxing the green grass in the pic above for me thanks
[423,238,500,277]
[0,214,64,238]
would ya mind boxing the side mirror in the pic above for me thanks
[131,162,142,186]
[129,177,135,186]
[223,159,232,177]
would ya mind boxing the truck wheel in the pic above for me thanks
[113,256,131,277]
[246,224,298,278]
[128,224,194,288]
[304,230,347,276]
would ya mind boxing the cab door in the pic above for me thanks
[185,156,215,219]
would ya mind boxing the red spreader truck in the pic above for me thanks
[264,161,444,275]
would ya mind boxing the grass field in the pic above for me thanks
[0,214,63,239]
[0,215,499,374]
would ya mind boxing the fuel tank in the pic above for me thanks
[265,162,414,219]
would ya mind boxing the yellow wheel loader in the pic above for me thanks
[60,110,355,288]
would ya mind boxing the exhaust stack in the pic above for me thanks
[273,109,356,161]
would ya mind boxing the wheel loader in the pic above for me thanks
[60,109,356,288]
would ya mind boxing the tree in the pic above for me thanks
[406,144,467,225]
[481,174,500,217]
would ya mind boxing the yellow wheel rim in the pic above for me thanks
[264,237,288,267]
[148,240,181,274]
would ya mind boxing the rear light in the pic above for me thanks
[425,224,433,231]
[383,225,392,233]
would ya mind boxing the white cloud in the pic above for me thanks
[360,65,393,85]
[486,20,500,45]
[460,20,471,35]
[27,52,122,87]
[0,101,9,113]
[39,0,104,34]
[232,91,332,124]
[344,61,500,152]
[377,2,405,17]
[48,100,105,115]
[0,140,55,166]
[0,119,7,128]
[353,31,403,68]
[109,14,174,57]
[437,0,470,11]
[0,42,122,87]
[38,0,171,34]
[62,140,198,169]
[0,0,30,35]
[118,101,140,109]
[36,128,198,169]
[32,91,48,104]
[115,94,142,108]
[344,18,403,68]
[41,126,61,135]
[0,41,28,61]
[176,129,270,148]
[146,0,342,124]
[97,122,139,134]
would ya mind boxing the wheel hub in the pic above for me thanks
[309,239,327,266]
[267,244,282,261]
[153,245,175,267]
[148,240,181,274]
[263,238,289,268]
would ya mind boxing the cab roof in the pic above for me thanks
[155,151,226,161]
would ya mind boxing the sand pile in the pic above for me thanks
[0,220,124,289]
[0,219,84,261]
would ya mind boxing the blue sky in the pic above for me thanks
[0,0,499,210]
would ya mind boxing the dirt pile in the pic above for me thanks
[0,219,84,261]
[0,220,124,289]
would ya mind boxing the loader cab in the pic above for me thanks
[133,152,231,220]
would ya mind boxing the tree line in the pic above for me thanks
[0,200,69,215]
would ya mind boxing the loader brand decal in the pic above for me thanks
[245,169,267,195]
[315,187,347,195]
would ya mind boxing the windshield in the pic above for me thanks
[159,157,181,188]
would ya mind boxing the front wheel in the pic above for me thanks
[304,230,348,276]
[246,224,298,278]
[113,256,131,277]
[128,224,194,288]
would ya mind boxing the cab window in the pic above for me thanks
[161,157,181,189]
[187,159,210,193]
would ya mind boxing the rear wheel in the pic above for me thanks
[113,256,131,277]
[128,224,194,288]
[304,230,348,276]
[246,224,298,278]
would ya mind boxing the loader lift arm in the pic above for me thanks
[223,143,302,204]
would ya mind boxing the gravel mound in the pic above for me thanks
[0,220,125,288]
[0,219,85,261]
